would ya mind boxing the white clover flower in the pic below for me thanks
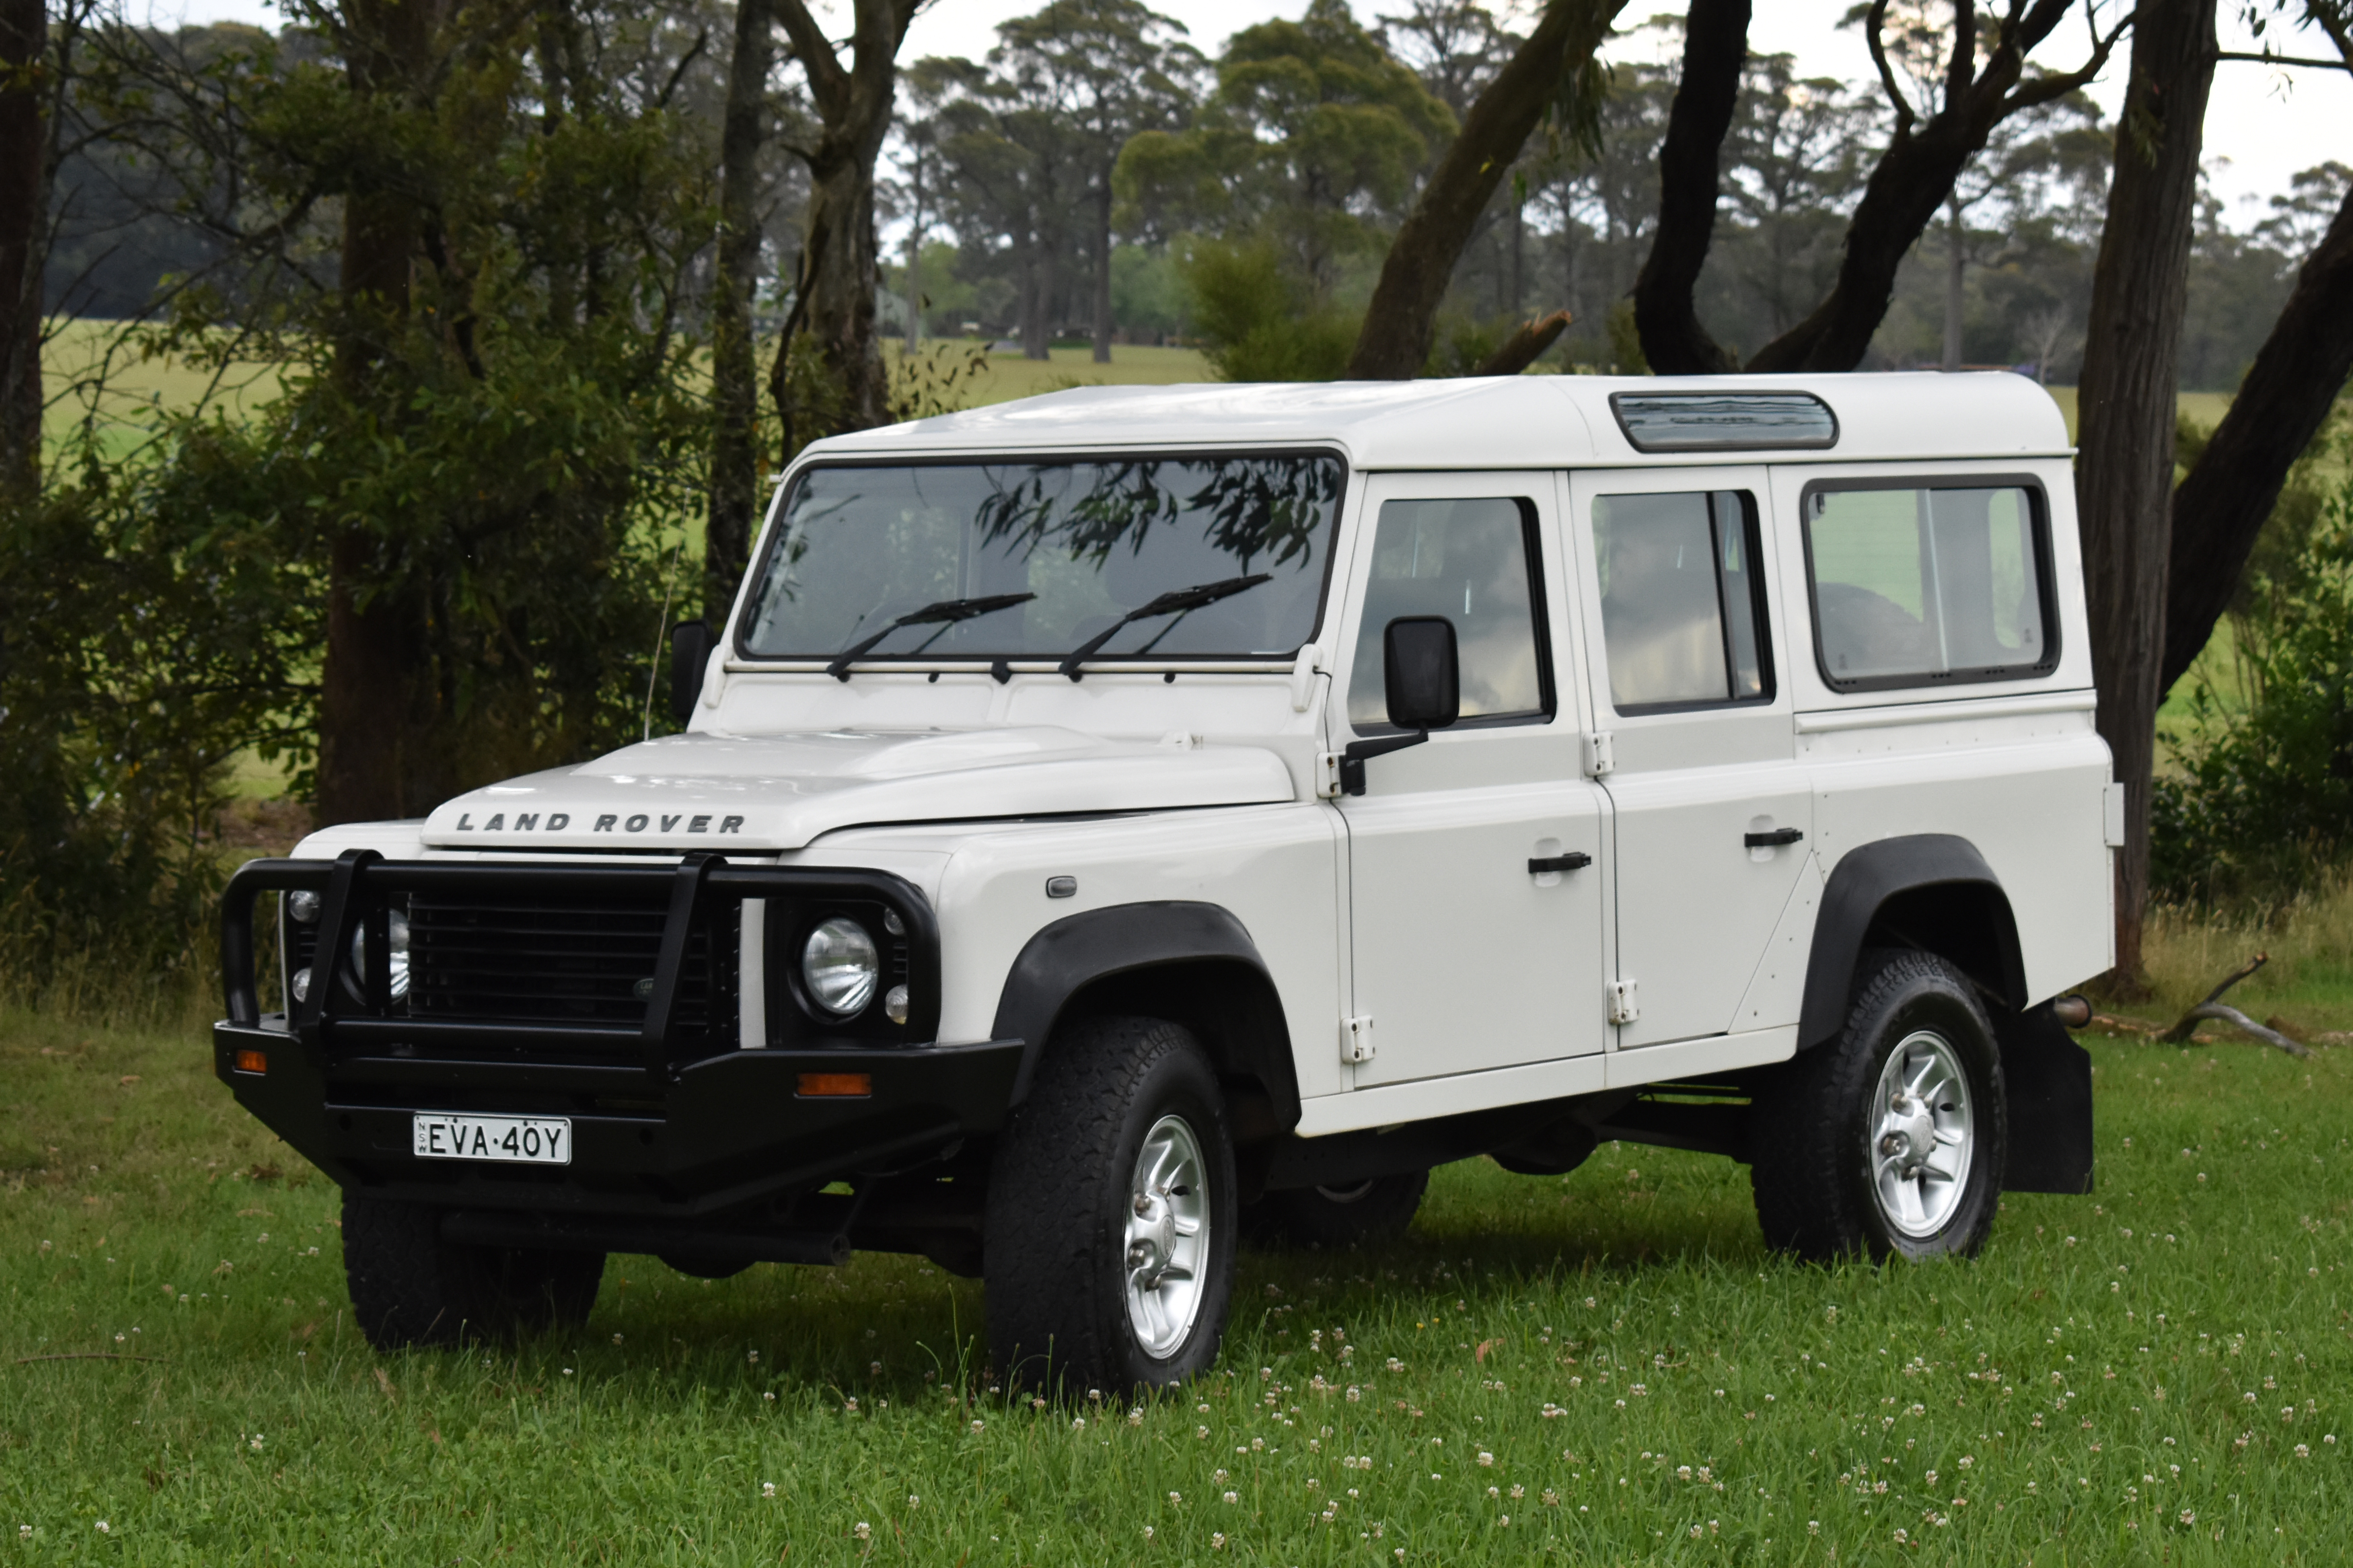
[95,1522,109,1534]
[1477,1452,1494,1467]
[1222,1491,1239,1505]
[852,1521,871,1541]
[762,1483,776,1498]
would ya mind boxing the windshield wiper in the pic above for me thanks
[825,592,1037,681]
[1056,573,1272,682]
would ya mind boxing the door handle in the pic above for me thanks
[1744,827,1804,848]
[1528,852,1592,875]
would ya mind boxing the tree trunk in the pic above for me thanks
[1631,0,1746,376]
[706,0,771,623]
[316,0,451,827]
[2075,0,2216,991]
[0,0,46,497]
[1093,176,1113,365]
[2161,182,2353,693]
[768,0,914,459]
[1346,0,1626,380]
[1024,230,1054,360]
[1942,194,1963,371]
[1508,192,1523,319]
[904,143,922,355]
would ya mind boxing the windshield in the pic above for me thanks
[739,455,1346,663]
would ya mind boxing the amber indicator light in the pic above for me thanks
[795,1072,872,1098]
[234,1049,268,1075]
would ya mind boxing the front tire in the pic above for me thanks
[984,1015,1237,1395]
[343,1195,605,1349]
[1750,949,2006,1262]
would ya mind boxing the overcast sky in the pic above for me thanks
[147,0,2348,230]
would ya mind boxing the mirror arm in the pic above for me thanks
[1338,730,1428,796]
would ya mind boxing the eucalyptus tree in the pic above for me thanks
[1117,0,1455,303]
[1632,0,2131,376]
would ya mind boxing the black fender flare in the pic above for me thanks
[1797,834,2027,1050]
[991,901,1300,1130]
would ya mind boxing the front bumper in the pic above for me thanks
[214,852,1023,1241]
[213,1019,1022,1219]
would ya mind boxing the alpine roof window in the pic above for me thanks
[1609,391,1837,453]
[1802,478,2057,691]
[739,453,1345,664]
[1592,490,1772,713]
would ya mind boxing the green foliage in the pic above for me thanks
[0,444,306,996]
[11,1010,2353,1556]
[2155,422,2353,904]
[1178,240,1358,382]
[1116,0,1452,298]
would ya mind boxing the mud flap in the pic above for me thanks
[1998,1004,2094,1194]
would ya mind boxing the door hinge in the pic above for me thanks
[1341,1015,1376,1063]
[1606,980,1640,1026]
[1584,730,1615,777]
[1316,752,1344,799]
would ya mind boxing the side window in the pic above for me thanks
[1348,497,1550,732]
[1803,481,2053,689]
[1592,490,1771,712]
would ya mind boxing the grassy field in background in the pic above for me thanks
[5,996,2352,1564]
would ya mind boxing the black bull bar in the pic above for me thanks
[212,850,1023,1226]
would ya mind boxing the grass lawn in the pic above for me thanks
[5,994,2350,1564]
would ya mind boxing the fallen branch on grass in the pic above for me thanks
[2159,954,2310,1057]
[14,1353,164,1365]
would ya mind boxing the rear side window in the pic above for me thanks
[1592,490,1771,712]
[1802,479,2054,691]
[1348,497,1550,732]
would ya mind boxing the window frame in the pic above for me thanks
[1594,488,1778,718]
[1797,471,2061,695]
[1347,493,1558,739]
[732,445,1355,668]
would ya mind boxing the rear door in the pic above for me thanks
[1566,467,1813,1049]
[1332,471,1609,1086]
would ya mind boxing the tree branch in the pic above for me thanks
[1864,0,1916,135]
[1345,0,1628,379]
[2161,178,2353,692]
[771,0,847,115]
[1632,0,1747,374]
[2214,49,2352,68]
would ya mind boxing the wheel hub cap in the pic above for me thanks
[1868,1030,1974,1238]
[1125,1114,1211,1359]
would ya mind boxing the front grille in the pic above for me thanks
[406,893,738,1050]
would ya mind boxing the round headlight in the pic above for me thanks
[350,909,411,1002]
[801,917,879,1018]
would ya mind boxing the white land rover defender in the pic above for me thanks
[216,374,2112,1391]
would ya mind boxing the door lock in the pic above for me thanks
[1743,827,1804,848]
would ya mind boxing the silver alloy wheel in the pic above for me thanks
[1869,1029,1975,1237]
[1124,1114,1212,1358]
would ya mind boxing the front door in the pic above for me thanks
[1566,467,1813,1050]
[1334,473,1607,1087]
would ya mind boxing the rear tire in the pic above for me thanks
[984,1015,1237,1396]
[1750,948,2006,1263]
[343,1195,605,1349]
[1252,1170,1428,1249]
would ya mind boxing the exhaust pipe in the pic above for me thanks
[2049,993,2093,1028]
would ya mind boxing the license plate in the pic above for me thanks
[411,1112,572,1165]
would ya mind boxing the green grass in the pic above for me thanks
[6,996,2352,1564]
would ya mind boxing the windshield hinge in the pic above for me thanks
[1316,752,1343,799]
[1584,730,1615,778]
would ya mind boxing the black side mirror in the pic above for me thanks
[1382,615,1460,732]
[1340,616,1460,795]
[669,620,716,725]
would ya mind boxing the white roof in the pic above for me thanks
[808,371,2072,471]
